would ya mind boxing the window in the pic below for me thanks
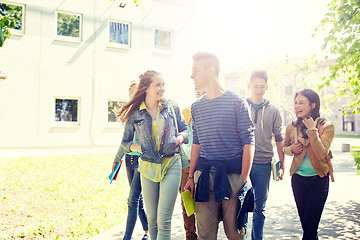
[343,109,355,132]
[55,98,80,126]
[56,11,82,42]
[108,100,126,123]
[109,20,130,48]
[154,28,172,52]
[0,2,25,34]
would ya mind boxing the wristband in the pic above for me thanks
[187,175,194,180]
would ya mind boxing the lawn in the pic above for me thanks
[0,154,129,240]
[350,146,360,174]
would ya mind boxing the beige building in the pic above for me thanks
[0,0,200,148]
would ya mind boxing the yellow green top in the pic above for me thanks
[137,102,179,182]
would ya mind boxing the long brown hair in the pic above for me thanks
[117,70,162,123]
[292,89,326,133]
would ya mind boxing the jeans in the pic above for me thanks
[141,156,181,240]
[291,174,329,240]
[123,155,148,240]
[244,163,271,240]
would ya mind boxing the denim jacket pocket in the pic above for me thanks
[134,118,145,125]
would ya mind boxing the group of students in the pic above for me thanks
[112,52,335,240]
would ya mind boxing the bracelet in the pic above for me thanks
[187,175,194,180]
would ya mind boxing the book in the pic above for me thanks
[108,159,123,184]
[271,159,281,181]
[181,190,195,217]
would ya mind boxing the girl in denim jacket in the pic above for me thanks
[118,70,189,240]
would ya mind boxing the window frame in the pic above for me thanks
[106,98,127,128]
[108,19,131,49]
[0,1,26,35]
[153,27,173,54]
[342,109,355,132]
[55,10,82,43]
[53,97,81,127]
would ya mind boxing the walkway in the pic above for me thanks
[89,137,360,240]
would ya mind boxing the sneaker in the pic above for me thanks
[142,234,150,240]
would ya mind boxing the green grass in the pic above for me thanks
[335,134,360,139]
[350,146,360,174]
[0,154,129,240]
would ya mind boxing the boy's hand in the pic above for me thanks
[278,168,284,180]
[112,162,118,172]
[184,179,195,197]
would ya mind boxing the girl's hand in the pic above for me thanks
[302,117,316,129]
[291,142,303,154]
[112,162,118,172]
[130,144,142,154]
[176,135,184,146]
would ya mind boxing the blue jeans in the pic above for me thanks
[291,174,329,240]
[244,163,271,240]
[123,155,148,240]
[141,156,181,240]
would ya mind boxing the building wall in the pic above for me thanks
[0,0,196,148]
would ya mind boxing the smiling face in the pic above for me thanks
[248,77,268,102]
[294,94,316,119]
[191,60,211,89]
[145,75,165,101]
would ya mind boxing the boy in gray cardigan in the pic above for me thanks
[244,70,285,240]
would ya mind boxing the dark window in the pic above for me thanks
[342,110,355,131]
[55,99,79,122]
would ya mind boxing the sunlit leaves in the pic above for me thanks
[314,0,360,114]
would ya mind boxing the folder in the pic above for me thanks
[109,159,123,184]
[181,190,195,217]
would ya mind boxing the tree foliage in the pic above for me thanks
[314,0,360,114]
[57,12,80,38]
[0,3,23,46]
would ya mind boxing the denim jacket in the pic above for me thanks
[121,101,189,164]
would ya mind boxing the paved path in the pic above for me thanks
[89,137,360,240]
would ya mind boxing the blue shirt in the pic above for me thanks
[191,90,255,174]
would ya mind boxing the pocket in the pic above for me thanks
[134,118,145,125]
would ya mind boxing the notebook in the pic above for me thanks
[108,159,123,184]
[271,159,281,181]
[181,190,195,217]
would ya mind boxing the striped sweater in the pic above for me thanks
[192,90,255,173]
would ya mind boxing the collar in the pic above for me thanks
[139,102,147,111]
[139,101,168,112]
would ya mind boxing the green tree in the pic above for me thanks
[314,0,360,114]
[57,12,80,38]
[0,3,23,47]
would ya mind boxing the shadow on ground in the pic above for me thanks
[263,200,360,240]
